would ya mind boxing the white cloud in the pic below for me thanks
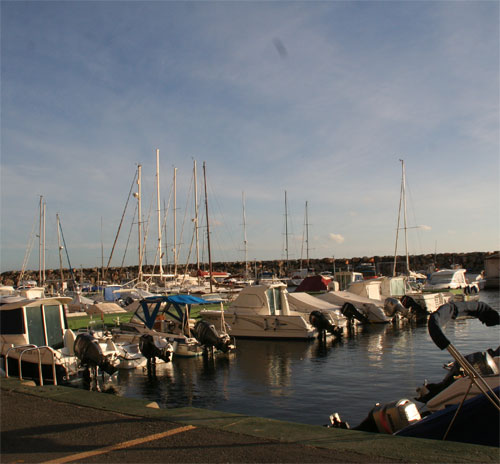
[329,233,345,244]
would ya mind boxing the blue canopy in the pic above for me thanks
[135,294,217,329]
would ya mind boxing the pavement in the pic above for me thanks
[1,377,498,463]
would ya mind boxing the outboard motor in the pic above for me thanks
[400,295,428,322]
[139,334,173,364]
[327,399,421,434]
[74,333,118,376]
[193,320,235,354]
[340,302,368,324]
[384,298,411,319]
[309,311,343,339]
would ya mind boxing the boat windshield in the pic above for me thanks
[428,273,455,284]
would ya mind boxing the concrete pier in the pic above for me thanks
[1,377,498,463]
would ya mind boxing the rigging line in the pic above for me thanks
[121,202,137,268]
[107,169,137,270]
[206,179,239,262]
[58,217,75,281]
[19,207,38,285]
[162,178,174,270]
[142,191,155,269]
[176,169,195,267]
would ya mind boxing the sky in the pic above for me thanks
[1,0,499,273]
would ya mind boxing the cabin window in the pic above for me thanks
[0,308,25,334]
[44,305,64,348]
[26,306,45,347]
[275,289,283,312]
[267,289,276,315]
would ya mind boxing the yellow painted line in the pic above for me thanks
[42,424,196,464]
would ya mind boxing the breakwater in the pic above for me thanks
[1,251,495,286]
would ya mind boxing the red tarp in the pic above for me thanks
[294,275,332,292]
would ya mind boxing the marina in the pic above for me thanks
[103,289,499,428]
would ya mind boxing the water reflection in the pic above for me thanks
[113,290,499,425]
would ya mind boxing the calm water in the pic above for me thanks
[113,290,500,426]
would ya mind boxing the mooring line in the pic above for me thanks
[42,424,196,464]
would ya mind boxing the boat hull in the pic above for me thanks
[200,311,317,339]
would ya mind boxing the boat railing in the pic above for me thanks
[5,345,59,386]
[4,344,36,380]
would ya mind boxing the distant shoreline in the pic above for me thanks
[1,251,496,285]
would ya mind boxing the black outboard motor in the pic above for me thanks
[400,295,428,322]
[340,302,369,324]
[74,333,118,376]
[327,399,421,434]
[193,320,235,354]
[309,311,343,339]
[384,297,411,319]
[139,334,173,363]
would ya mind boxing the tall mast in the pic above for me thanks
[42,198,46,285]
[137,164,143,282]
[193,160,200,274]
[305,201,309,269]
[242,191,248,278]
[203,162,213,293]
[156,149,163,277]
[393,159,410,276]
[173,167,178,276]
[284,190,289,272]
[401,160,410,274]
[39,195,43,285]
[57,213,64,290]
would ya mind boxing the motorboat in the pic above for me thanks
[0,295,119,385]
[423,268,480,295]
[316,290,404,323]
[113,294,234,358]
[200,282,343,340]
[77,321,148,370]
[327,300,500,447]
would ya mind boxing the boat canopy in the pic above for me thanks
[134,295,216,329]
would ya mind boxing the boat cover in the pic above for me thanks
[294,275,331,292]
[396,386,500,447]
[287,292,341,312]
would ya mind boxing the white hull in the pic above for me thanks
[426,374,500,412]
[200,310,316,339]
[317,291,390,323]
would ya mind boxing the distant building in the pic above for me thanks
[484,253,500,289]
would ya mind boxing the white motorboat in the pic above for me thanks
[113,295,234,358]
[0,295,118,385]
[327,300,500,447]
[0,295,80,384]
[200,283,342,339]
[316,291,394,323]
[414,300,499,412]
[423,268,480,296]
[78,322,148,370]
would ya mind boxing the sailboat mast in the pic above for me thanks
[42,198,46,285]
[156,149,163,277]
[137,164,143,282]
[305,201,309,269]
[57,213,64,290]
[193,160,200,274]
[203,162,213,293]
[39,195,43,285]
[242,191,248,278]
[284,190,289,272]
[173,167,178,276]
[401,159,410,274]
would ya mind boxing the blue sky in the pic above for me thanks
[1,1,498,273]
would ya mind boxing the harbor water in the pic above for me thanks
[113,290,500,427]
